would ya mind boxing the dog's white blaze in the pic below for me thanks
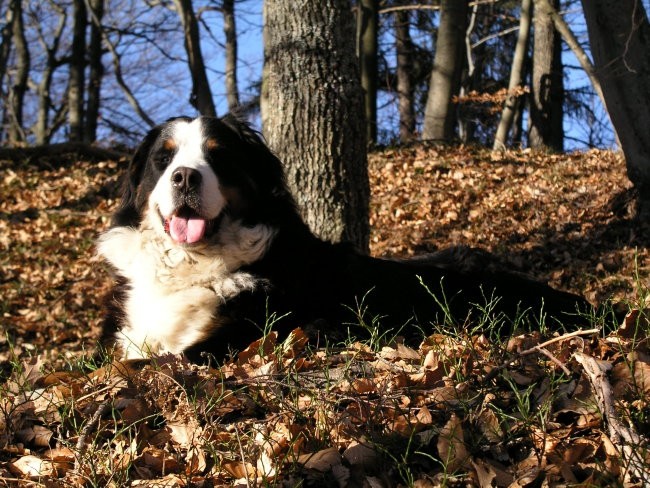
[149,118,224,219]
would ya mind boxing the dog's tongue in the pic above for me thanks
[169,215,206,244]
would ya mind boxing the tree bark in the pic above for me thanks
[0,0,15,101]
[493,0,533,151]
[529,0,563,151]
[85,0,105,142]
[262,0,369,251]
[422,0,468,141]
[581,0,650,215]
[357,0,378,145]
[173,0,216,117]
[538,0,605,108]
[68,0,87,142]
[8,0,29,145]
[34,2,66,145]
[395,7,415,142]
[222,0,239,112]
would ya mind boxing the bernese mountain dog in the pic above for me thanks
[98,115,595,362]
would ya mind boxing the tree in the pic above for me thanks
[395,6,415,142]
[222,0,239,112]
[68,0,86,142]
[493,0,532,150]
[0,0,15,112]
[262,0,369,251]
[7,0,29,145]
[422,0,468,141]
[85,0,105,142]
[581,0,650,215]
[529,0,563,151]
[357,0,378,145]
[173,0,216,116]
[32,1,67,145]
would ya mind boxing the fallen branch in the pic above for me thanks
[0,142,128,166]
[574,351,649,483]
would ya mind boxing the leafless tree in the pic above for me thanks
[222,0,239,111]
[357,0,378,145]
[68,0,87,142]
[422,0,468,141]
[529,0,563,151]
[395,5,415,142]
[493,0,532,150]
[30,1,67,144]
[173,0,216,116]
[582,0,650,216]
[85,0,105,142]
[7,0,29,144]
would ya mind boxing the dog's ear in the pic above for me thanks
[219,114,300,224]
[111,126,162,227]
[219,114,288,193]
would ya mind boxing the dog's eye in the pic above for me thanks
[154,154,172,170]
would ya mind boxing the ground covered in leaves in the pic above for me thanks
[1,146,649,486]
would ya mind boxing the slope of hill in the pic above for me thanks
[1,146,648,486]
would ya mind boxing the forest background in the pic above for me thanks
[3,0,650,486]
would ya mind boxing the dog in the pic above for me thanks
[98,115,595,362]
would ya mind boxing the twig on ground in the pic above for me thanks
[574,351,649,484]
[74,398,112,471]
[519,328,600,356]
[482,328,600,383]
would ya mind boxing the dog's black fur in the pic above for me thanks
[99,115,595,363]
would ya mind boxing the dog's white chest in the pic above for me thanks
[97,226,260,358]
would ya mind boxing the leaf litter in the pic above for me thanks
[1,146,650,486]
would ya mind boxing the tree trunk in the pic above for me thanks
[262,0,369,251]
[0,0,15,98]
[538,0,605,108]
[173,0,216,117]
[357,0,378,145]
[222,0,239,112]
[68,0,87,142]
[422,0,468,141]
[85,0,104,142]
[529,0,563,151]
[8,0,29,145]
[493,0,533,151]
[581,0,650,216]
[395,7,415,142]
[34,3,66,145]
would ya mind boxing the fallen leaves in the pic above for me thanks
[2,146,650,485]
[2,315,650,486]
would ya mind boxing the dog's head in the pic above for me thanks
[113,115,295,245]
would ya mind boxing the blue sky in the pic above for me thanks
[198,1,615,150]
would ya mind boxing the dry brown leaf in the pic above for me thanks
[281,327,309,358]
[470,458,497,488]
[298,447,341,472]
[15,424,53,447]
[8,455,56,477]
[343,441,379,470]
[563,437,598,465]
[222,459,257,479]
[437,414,469,473]
[166,418,202,448]
[141,447,182,475]
[185,446,207,475]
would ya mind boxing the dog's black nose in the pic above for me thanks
[171,167,202,192]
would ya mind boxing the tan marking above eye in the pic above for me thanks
[205,138,219,151]
[162,139,178,151]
